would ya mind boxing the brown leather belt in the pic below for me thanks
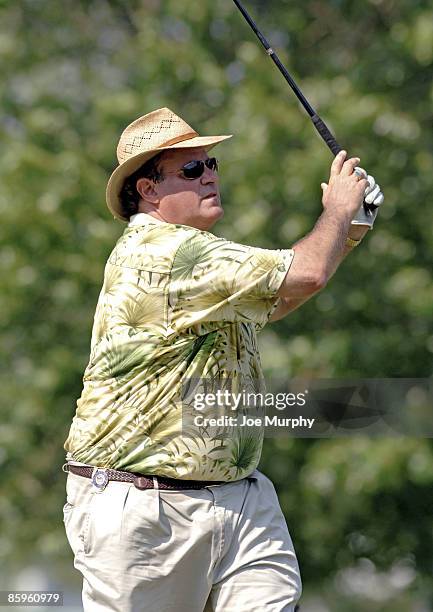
[66,464,225,491]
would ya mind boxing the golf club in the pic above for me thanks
[232,0,378,212]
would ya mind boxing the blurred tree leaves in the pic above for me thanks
[1,0,432,608]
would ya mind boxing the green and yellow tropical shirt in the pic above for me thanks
[64,214,294,481]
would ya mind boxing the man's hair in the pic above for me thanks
[119,152,165,220]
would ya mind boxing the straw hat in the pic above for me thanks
[106,107,232,221]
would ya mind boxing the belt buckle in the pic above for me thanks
[91,468,109,492]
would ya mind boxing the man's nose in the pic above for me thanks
[201,166,218,184]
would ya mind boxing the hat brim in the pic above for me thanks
[106,134,232,222]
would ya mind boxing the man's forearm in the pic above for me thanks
[293,212,370,282]
[325,223,369,280]
[285,208,353,296]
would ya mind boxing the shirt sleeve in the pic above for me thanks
[168,231,294,332]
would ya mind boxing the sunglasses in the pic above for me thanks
[166,157,219,180]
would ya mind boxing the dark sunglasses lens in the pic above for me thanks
[182,161,205,179]
[205,157,218,172]
[180,158,219,179]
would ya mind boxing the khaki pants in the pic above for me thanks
[63,469,302,611]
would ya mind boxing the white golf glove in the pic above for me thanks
[351,167,384,229]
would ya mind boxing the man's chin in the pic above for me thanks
[199,205,224,231]
[210,204,224,222]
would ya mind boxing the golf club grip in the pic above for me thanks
[311,115,342,156]
[312,115,377,212]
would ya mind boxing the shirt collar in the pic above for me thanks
[128,213,163,227]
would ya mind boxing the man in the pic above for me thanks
[63,107,383,611]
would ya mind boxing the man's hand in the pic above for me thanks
[351,167,384,229]
[320,151,369,222]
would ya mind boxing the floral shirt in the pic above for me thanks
[64,214,294,481]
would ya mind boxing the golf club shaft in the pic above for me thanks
[232,0,343,156]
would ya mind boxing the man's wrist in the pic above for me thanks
[320,207,353,235]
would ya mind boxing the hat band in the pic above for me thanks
[159,130,199,148]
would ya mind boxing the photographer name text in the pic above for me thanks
[194,414,315,429]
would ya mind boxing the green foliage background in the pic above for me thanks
[0,0,432,609]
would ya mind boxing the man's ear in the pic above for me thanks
[136,178,160,205]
